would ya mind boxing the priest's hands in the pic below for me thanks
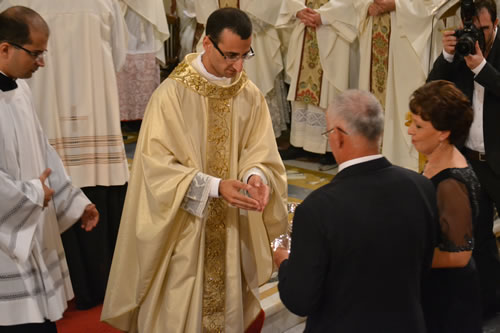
[296,8,322,28]
[39,168,54,208]
[247,175,269,212]
[219,176,269,212]
[219,179,261,211]
[80,204,99,231]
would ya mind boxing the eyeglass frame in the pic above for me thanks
[8,42,47,62]
[321,126,349,138]
[208,37,255,63]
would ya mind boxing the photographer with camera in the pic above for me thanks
[428,0,500,320]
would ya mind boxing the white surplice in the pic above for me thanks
[117,0,170,121]
[0,80,90,325]
[4,0,130,188]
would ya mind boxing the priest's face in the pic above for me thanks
[203,29,252,78]
[8,28,48,79]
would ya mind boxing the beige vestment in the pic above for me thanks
[102,54,288,332]
[277,0,357,153]
[356,0,439,171]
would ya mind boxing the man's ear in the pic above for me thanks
[202,36,211,53]
[336,131,345,149]
[0,42,10,59]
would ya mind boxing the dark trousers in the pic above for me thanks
[468,158,500,315]
[61,184,127,309]
[0,320,57,333]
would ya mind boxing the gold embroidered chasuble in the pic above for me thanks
[101,54,288,333]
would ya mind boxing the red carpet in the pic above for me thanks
[56,300,122,333]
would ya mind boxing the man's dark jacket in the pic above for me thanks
[278,158,438,332]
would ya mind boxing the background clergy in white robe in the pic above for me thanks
[356,0,440,171]
[117,0,170,121]
[276,0,358,154]
[176,0,198,60]
[195,0,291,138]
[2,0,131,310]
[0,6,98,328]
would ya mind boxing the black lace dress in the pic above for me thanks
[422,166,482,332]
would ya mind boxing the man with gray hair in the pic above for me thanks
[274,90,438,332]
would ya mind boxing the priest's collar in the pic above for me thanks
[193,52,232,86]
[0,71,17,91]
[169,53,248,99]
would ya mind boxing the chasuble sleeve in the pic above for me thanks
[237,87,288,243]
[102,81,203,330]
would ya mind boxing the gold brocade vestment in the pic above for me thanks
[101,54,288,333]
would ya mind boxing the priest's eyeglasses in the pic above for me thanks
[208,37,255,63]
[8,42,47,62]
[321,126,349,138]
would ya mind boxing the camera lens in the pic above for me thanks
[456,35,475,56]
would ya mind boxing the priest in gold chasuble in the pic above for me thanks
[102,8,288,333]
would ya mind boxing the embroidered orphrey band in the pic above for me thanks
[294,0,329,106]
[170,58,247,332]
[202,97,232,332]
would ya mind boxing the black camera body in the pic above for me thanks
[454,0,486,56]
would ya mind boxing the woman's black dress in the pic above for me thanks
[422,166,483,333]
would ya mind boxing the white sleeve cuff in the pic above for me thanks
[443,50,454,63]
[32,179,45,207]
[472,58,487,76]
[209,176,221,198]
